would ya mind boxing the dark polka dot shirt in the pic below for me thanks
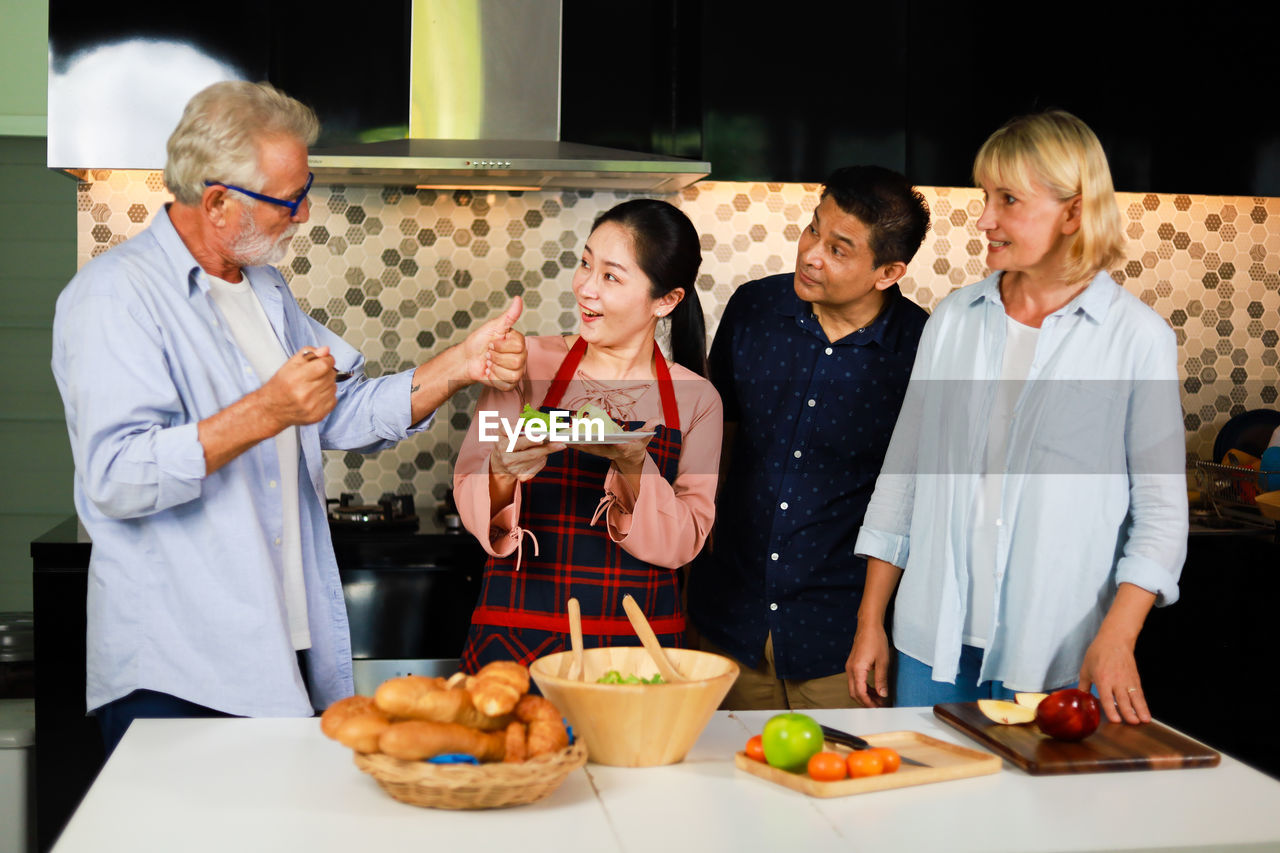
[688,273,929,680]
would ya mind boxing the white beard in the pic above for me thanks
[230,214,296,266]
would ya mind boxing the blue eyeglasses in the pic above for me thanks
[204,171,314,217]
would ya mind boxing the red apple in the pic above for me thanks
[1034,688,1102,741]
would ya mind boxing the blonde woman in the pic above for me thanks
[846,111,1187,723]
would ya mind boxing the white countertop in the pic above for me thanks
[53,707,1280,853]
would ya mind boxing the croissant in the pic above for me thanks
[513,693,570,757]
[465,660,531,716]
[503,721,528,764]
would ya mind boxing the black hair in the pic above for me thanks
[590,198,708,377]
[820,166,930,268]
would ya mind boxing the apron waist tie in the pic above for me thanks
[470,606,686,636]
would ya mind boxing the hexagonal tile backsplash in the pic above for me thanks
[76,174,1280,506]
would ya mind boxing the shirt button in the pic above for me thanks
[770,552,779,561]
[770,602,779,611]
[995,518,1003,527]
[824,347,833,355]
[269,480,277,488]
[274,537,282,546]
[779,501,788,510]
[793,450,802,459]
[807,399,816,407]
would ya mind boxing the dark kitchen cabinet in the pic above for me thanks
[562,2,1280,195]
[30,519,99,853]
[901,4,1280,196]
[562,0,908,182]
[1136,528,1280,779]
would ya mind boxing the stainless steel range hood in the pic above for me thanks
[307,0,709,192]
[308,139,709,192]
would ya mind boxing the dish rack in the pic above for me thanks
[1194,461,1280,528]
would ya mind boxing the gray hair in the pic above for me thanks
[163,80,319,205]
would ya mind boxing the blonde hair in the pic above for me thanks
[973,110,1125,284]
[164,80,319,205]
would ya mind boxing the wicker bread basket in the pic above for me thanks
[353,741,588,809]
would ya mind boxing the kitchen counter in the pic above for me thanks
[28,513,485,852]
[51,709,1280,853]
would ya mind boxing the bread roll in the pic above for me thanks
[374,675,510,730]
[378,720,506,762]
[335,712,391,753]
[320,695,377,739]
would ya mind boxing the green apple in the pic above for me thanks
[761,712,824,773]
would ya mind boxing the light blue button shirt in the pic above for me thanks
[52,207,432,716]
[855,271,1188,691]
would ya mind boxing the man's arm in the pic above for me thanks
[408,297,526,425]
[198,346,340,474]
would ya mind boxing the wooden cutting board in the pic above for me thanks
[933,702,1220,775]
[734,730,1000,797]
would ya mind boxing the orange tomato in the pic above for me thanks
[807,751,848,782]
[745,734,766,762]
[868,747,901,774]
[845,749,885,778]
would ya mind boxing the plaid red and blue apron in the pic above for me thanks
[461,337,685,671]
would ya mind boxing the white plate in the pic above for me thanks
[563,430,656,445]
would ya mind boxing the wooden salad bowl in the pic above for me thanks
[530,646,737,767]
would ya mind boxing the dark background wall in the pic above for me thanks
[562,1,1280,195]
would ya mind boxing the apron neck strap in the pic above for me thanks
[540,337,680,431]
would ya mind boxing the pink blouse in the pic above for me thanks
[453,335,723,569]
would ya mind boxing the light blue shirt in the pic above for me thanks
[52,207,432,716]
[855,271,1188,691]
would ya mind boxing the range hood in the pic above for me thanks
[309,139,709,193]
[307,0,709,192]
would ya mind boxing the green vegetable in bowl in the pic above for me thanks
[596,669,665,685]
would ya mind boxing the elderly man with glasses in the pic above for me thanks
[51,81,528,754]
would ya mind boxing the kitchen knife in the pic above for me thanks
[820,724,930,767]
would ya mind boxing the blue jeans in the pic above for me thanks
[894,645,1077,706]
[96,689,234,757]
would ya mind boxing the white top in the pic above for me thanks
[206,272,310,650]
[51,712,1280,853]
[856,272,1188,690]
[963,315,1039,648]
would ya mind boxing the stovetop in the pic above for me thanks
[1189,508,1276,536]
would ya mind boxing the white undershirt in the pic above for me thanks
[205,273,311,650]
[963,314,1040,648]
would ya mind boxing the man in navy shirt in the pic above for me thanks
[688,166,930,709]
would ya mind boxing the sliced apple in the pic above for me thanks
[1015,692,1048,710]
[977,699,1036,725]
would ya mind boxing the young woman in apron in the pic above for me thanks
[453,199,724,669]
